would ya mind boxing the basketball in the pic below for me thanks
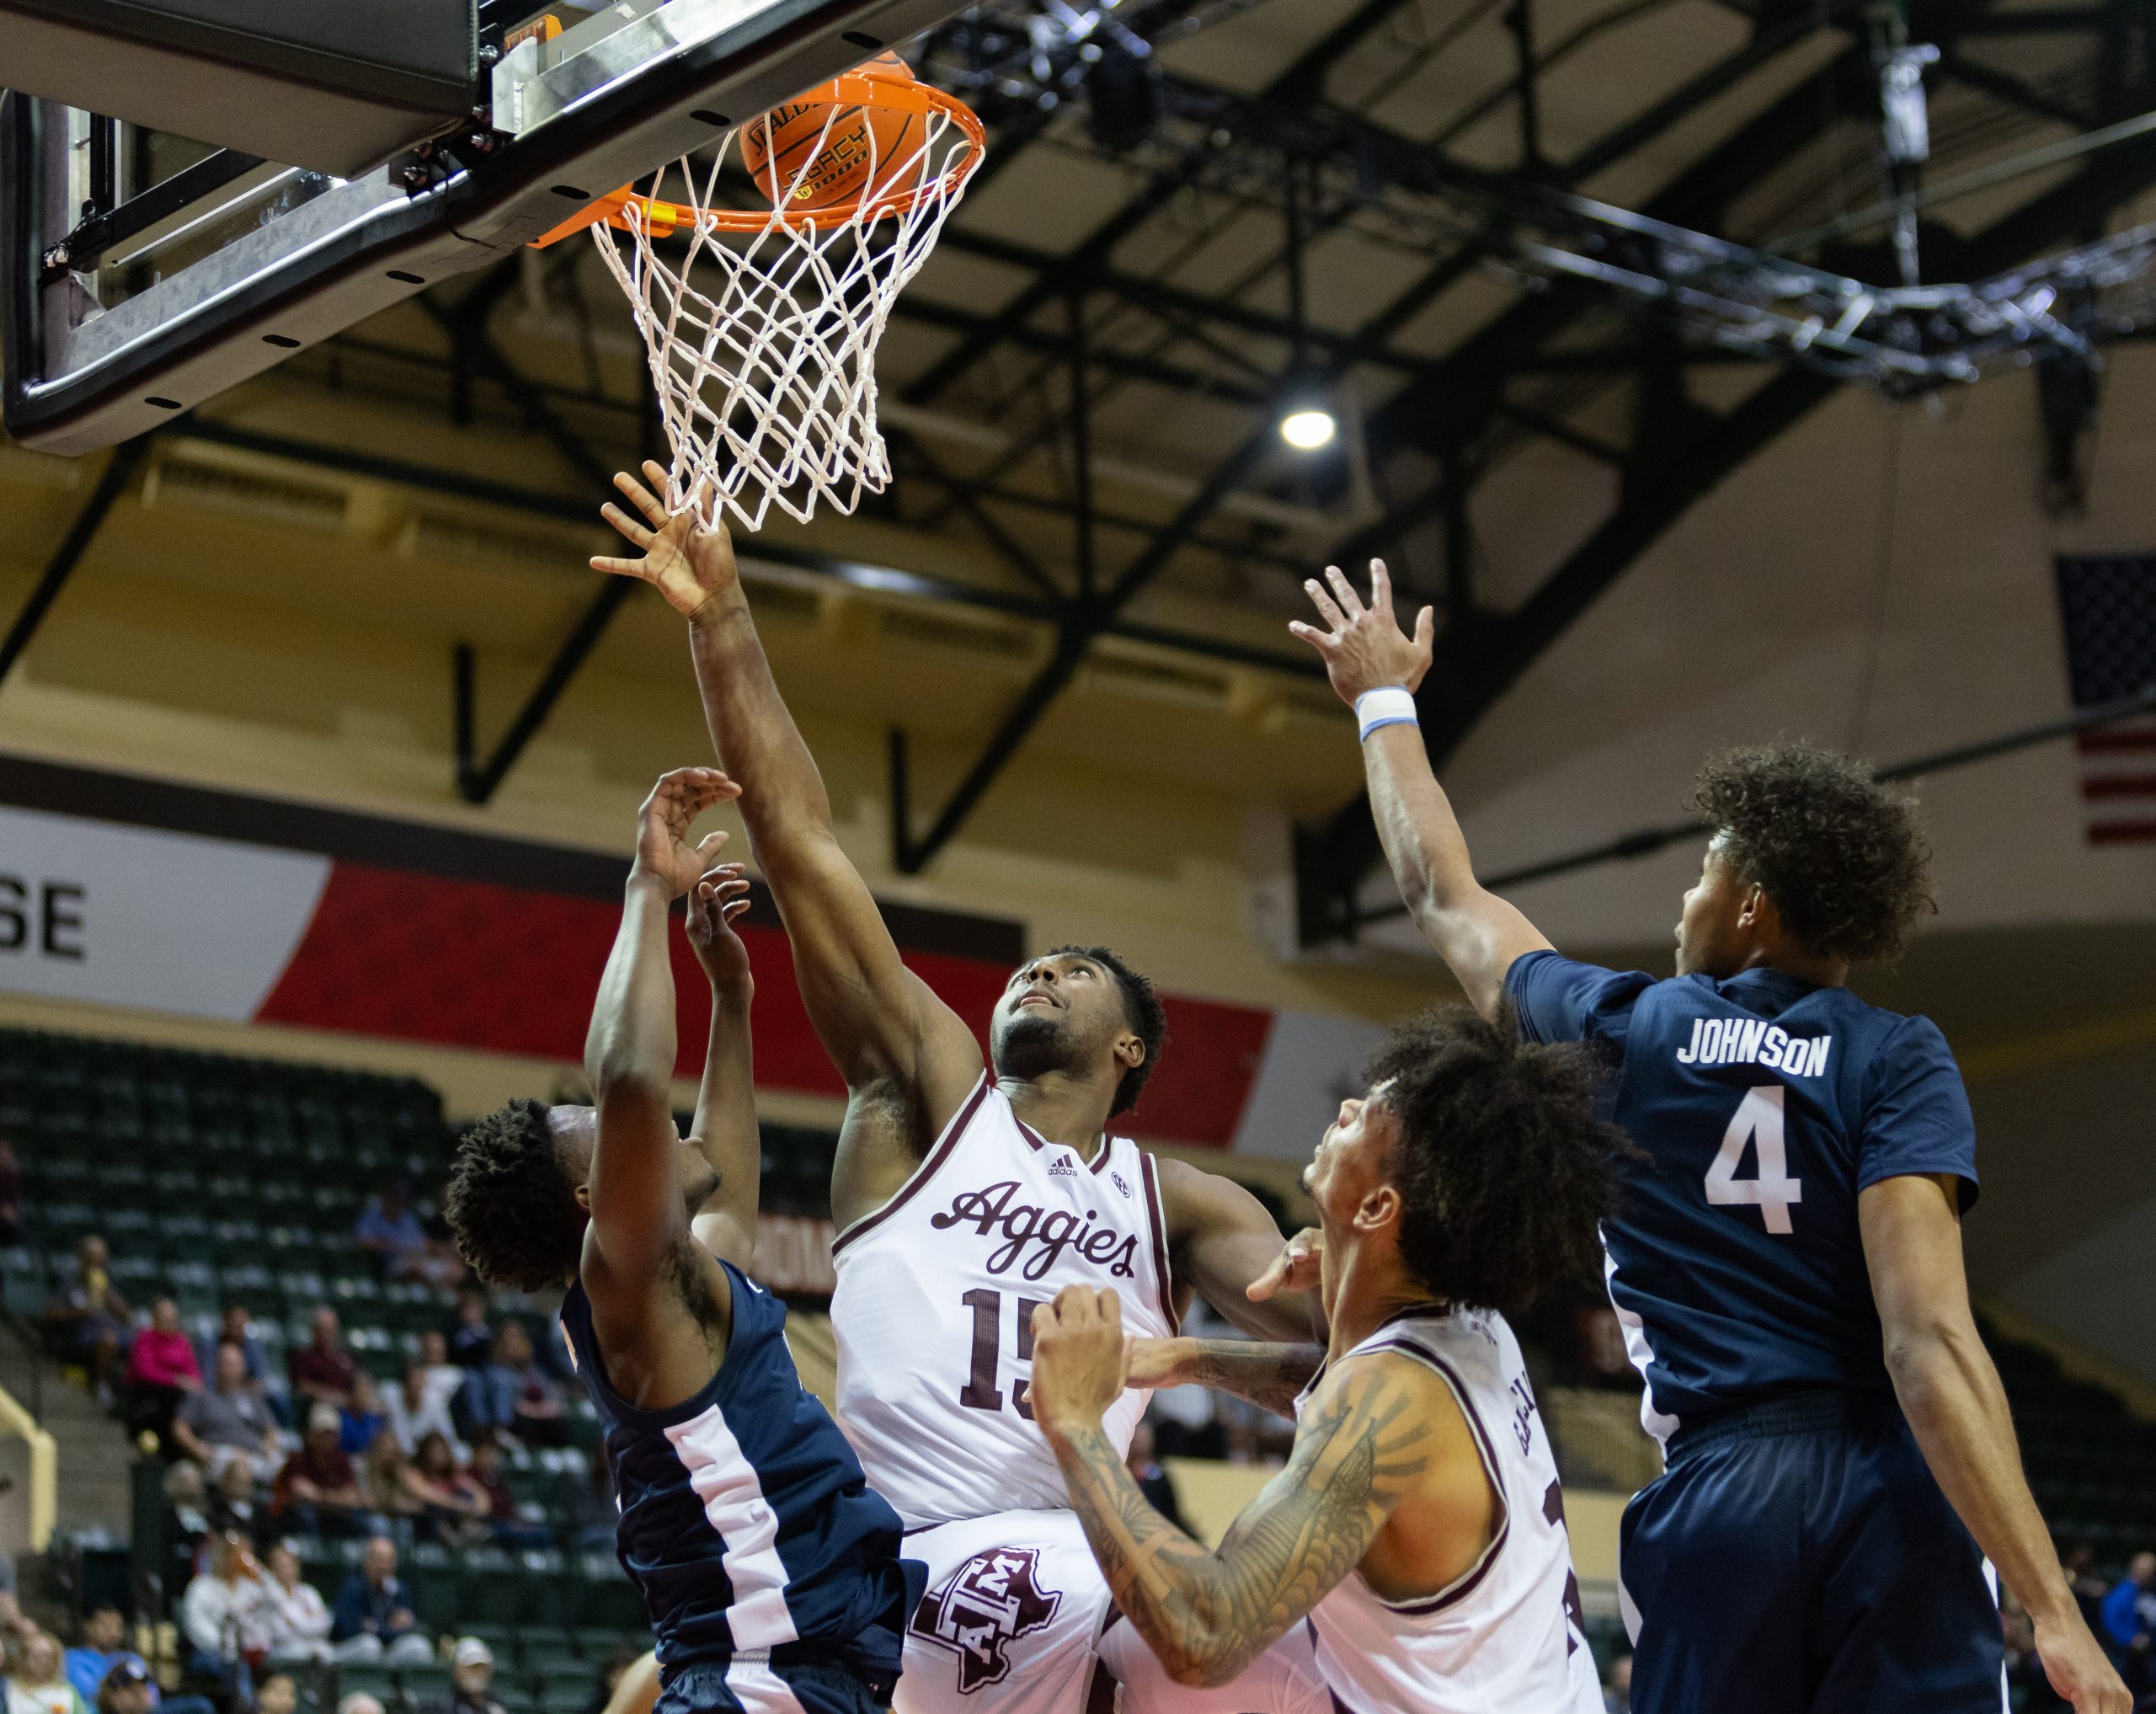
[741,53,926,216]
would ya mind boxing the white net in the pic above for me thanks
[592,91,980,534]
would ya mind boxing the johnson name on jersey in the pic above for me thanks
[831,1076,1179,1529]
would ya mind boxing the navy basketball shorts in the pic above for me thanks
[1619,1391,2004,1714]
[662,1655,898,1714]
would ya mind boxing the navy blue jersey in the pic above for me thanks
[558,1262,920,1685]
[1507,951,1978,1437]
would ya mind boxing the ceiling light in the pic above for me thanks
[1280,408,1337,451]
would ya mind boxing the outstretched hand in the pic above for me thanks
[632,768,742,899]
[1289,559,1434,706]
[1248,1228,1321,1303]
[686,862,754,994]
[594,461,740,620]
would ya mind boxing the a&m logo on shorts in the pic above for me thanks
[911,1546,1062,1692]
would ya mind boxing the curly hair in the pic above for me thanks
[1368,1008,1636,1322]
[1693,743,1932,964]
[1041,944,1167,1118]
[444,1098,586,1291]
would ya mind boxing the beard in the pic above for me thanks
[991,1007,1087,1084]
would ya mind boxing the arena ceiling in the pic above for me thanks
[8,0,2156,937]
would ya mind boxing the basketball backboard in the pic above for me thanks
[2,0,974,455]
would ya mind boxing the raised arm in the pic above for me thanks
[680,866,759,1269]
[1862,1173,2127,1714]
[1291,560,1551,1022]
[582,770,739,1346]
[1029,1288,1431,1688]
[595,469,983,1184]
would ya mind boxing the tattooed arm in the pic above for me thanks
[1127,1338,1322,1422]
[1031,1287,1433,1688]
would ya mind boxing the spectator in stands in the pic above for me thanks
[251,1677,296,1714]
[0,1140,20,1246]
[127,1298,204,1444]
[8,1632,86,1714]
[44,1236,129,1408]
[94,1658,211,1714]
[462,1441,547,1551]
[173,1346,280,1482]
[179,1532,267,1708]
[273,1405,376,1539]
[407,1434,489,1546]
[1604,1652,1632,1713]
[382,1362,459,1460]
[327,1538,430,1665]
[424,1639,503,1714]
[1123,1420,1186,1534]
[358,1434,424,1536]
[61,1612,148,1709]
[472,1324,565,1449]
[353,1184,430,1284]
[2102,1551,2156,1693]
[161,1461,211,1582]
[287,1311,354,1412]
[446,1295,491,1372]
[256,1547,330,1665]
[337,1697,382,1714]
[417,1334,462,1412]
[195,1309,276,1426]
[206,1457,262,1546]
[338,1375,385,1459]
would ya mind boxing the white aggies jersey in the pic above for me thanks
[1302,1306,1603,1714]
[831,1076,1178,1528]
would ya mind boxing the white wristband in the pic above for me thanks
[1355,686,1418,741]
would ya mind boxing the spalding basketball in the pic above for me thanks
[741,54,926,216]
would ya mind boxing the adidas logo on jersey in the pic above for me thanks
[1047,1155,1077,1177]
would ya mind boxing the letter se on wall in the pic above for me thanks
[0,876,84,960]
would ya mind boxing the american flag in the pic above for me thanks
[2056,555,2156,846]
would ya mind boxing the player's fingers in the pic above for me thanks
[1303,577,1348,633]
[613,469,669,530]
[1031,1300,1058,1344]
[599,501,656,549]
[1285,620,1337,653]
[1369,557,1391,615]
[1326,563,1366,618]
[721,897,751,923]
[1414,606,1436,654]
[1246,1250,1289,1301]
[695,830,730,864]
[1097,1289,1122,1334]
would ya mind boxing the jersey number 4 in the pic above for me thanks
[1704,1084,1803,1234]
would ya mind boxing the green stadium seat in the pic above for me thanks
[398,1663,453,1706]
[537,1679,590,1714]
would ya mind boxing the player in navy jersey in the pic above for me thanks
[1291,563,2126,1714]
[445,768,923,1714]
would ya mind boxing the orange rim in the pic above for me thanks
[530,77,985,249]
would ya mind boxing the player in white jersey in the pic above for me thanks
[1029,1007,1633,1714]
[595,467,1329,1714]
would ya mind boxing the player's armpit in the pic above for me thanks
[1048,1355,1428,1688]
[1157,1158,1319,1343]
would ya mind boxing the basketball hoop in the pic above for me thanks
[542,58,985,533]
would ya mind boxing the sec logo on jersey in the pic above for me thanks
[911,1546,1063,1692]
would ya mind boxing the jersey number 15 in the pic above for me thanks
[1703,1084,1803,1235]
